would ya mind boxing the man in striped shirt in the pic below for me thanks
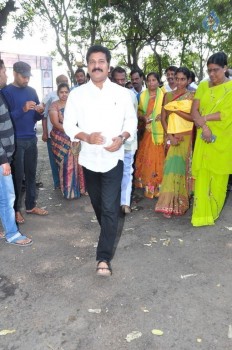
[0,59,32,246]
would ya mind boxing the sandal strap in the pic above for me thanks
[96,260,112,274]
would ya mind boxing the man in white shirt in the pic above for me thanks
[111,66,138,214]
[161,66,177,93]
[130,69,146,102]
[64,45,137,276]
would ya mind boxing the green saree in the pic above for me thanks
[191,80,232,226]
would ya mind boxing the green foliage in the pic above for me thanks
[0,0,17,38]
[4,0,232,79]
[143,54,170,76]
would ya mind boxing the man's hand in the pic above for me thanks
[35,104,45,114]
[42,132,48,142]
[1,163,11,176]
[88,132,105,145]
[104,136,123,152]
[23,101,36,112]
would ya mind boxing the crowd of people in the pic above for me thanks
[0,46,232,276]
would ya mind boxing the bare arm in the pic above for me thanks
[191,99,220,127]
[175,110,193,121]
[161,93,169,134]
[204,112,221,122]
[42,118,48,142]
[49,110,64,132]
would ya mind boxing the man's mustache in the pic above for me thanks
[92,68,103,72]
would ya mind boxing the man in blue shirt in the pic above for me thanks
[2,61,48,224]
[0,59,32,245]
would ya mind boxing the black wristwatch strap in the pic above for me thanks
[118,135,126,144]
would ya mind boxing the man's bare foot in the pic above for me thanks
[96,261,112,276]
[15,211,25,224]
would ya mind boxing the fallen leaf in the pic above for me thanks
[0,329,16,336]
[91,219,98,223]
[143,243,152,247]
[163,238,171,246]
[151,329,163,336]
[228,325,232,339]
[197,338,202,343]
[143,217,149,220]
[141,307,149,313]
[181,274,197,279]
[150,237,157,243]
[88,309,101,314]
[225,226,232,231]
[125,331,142,342]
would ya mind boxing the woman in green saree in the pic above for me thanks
[191,52,232,226]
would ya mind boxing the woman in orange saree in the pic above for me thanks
[134,72,164,198]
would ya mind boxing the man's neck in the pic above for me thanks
[169,83,176,90]
[135,86,142,93]
[91,78,107,89]
[12,82,22,88]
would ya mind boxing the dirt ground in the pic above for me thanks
[0,124,232,350]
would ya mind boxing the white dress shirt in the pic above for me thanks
[63,78,137,172]
[124,90,138,152]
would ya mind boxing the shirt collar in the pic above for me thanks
[89,77,111,90]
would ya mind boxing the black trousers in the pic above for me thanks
[83,160,123,262]
[12,137,38,211]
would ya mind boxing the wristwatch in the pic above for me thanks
[118,134,126,144]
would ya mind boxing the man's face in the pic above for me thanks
[0,65,7,89]
[131,72,143,91]
[113,72,126,87]
[75,72,86,85]
[166,70,176,85]
[13,72,30,87]
[87,52,109,84]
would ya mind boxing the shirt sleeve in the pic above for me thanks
[120,90,138,142]
[2,89,23,120]
[63,91,83,141]
[0,139,8,165]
